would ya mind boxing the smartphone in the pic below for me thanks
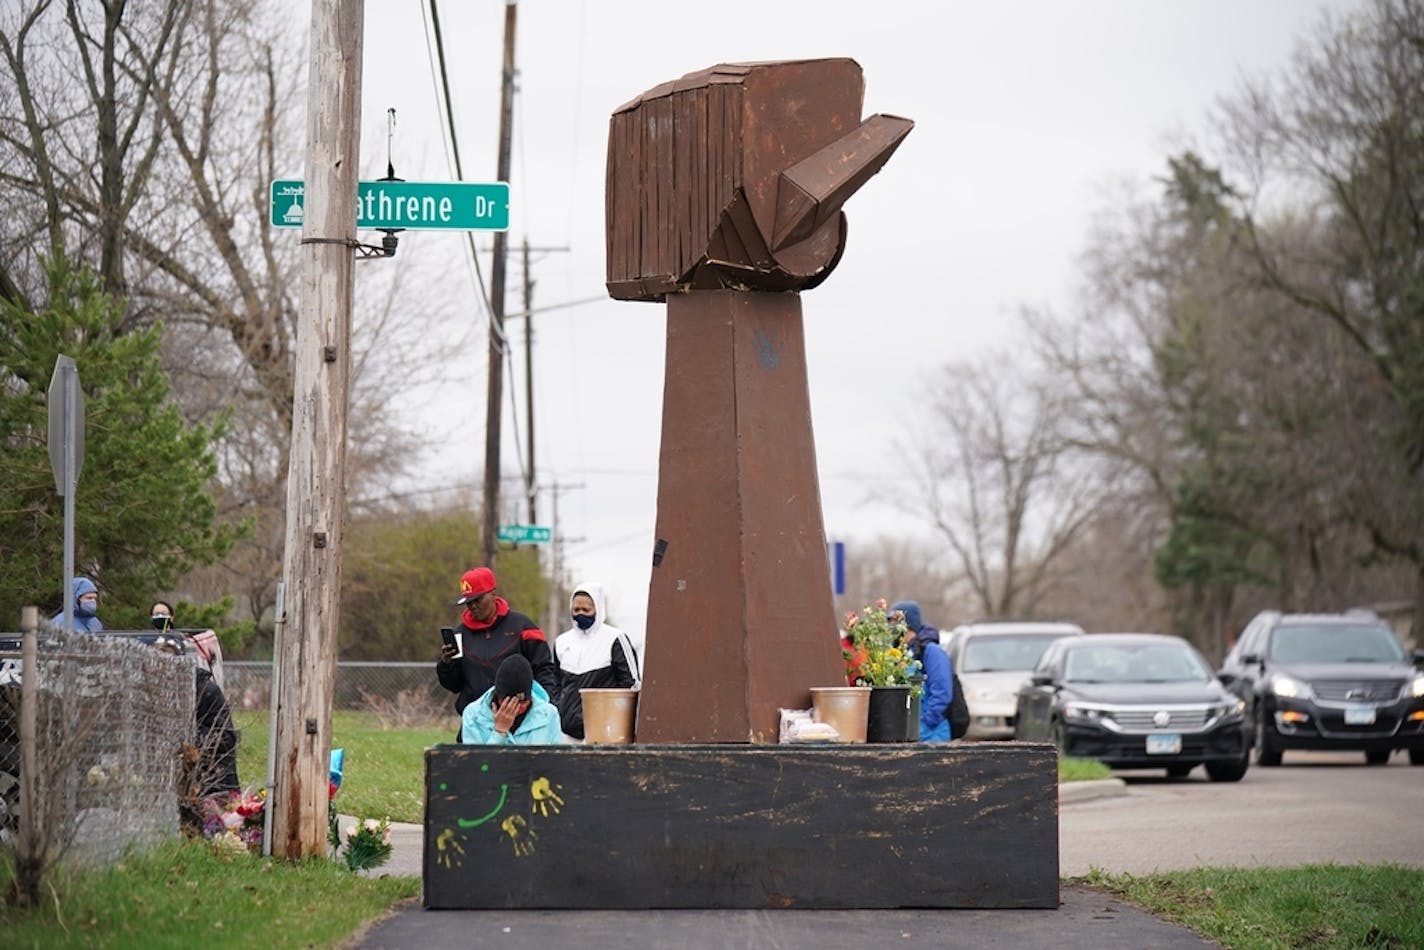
[440,627,457,650]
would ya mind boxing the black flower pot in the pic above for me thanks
[866,686,911,742]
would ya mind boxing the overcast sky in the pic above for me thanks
[329,0,1359,637]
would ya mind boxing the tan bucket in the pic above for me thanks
[810,686,870,743]
[580,688,638,744]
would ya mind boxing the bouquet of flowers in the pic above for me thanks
[340,817,393,871]
[843,599,920,689]
[201,789,266,855]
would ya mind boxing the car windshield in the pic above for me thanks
[1063,643,1211,684]
[1268,624,1405,664]
[962,634,1071,673]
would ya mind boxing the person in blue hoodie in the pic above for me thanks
[461,655,563,745]
[52,576,104,633]
[891,600,954,742]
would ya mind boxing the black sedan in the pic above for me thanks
[1014,633,1250,782]
[1218,610,1424,766]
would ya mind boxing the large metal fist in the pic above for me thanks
[606,58,912,300]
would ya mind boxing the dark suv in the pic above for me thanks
[1218,611,1424,766]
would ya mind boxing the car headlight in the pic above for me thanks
[1211,698,1246,721]
[1271,675,1306,699]
[1411,675,1424,699]
[1062,702,1109,724]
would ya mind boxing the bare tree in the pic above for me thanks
[837,536,963,632]
[1,0,467,628]
[911,351,1105,620]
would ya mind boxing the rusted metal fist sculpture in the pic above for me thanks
[607,59,912,299]
[606,60,912,742]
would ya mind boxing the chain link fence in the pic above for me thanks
[0,622,191,872]
[226,660,451,723]
[1,620,451,882]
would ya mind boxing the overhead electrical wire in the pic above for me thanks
[426,0,531,508]
[423,0,496,338]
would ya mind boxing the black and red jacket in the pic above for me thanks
[435,597,556,714]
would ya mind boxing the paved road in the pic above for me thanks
[1061,749,1424,876]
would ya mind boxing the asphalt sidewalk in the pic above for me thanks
[346,778,1205,950]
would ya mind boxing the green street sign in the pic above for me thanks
[497,524,552,544]
[269,179,509,231]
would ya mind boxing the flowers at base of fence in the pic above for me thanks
[341,817,393,871]
[201,788,265,855]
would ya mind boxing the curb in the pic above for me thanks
[1058,777,1127,805]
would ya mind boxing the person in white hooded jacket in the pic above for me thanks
[552,582,639,741]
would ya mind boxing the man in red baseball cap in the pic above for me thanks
[436,566,556,738]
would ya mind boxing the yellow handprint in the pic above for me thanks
[530,776,564,817]
[435,827,467,869]
[500,814,538,857]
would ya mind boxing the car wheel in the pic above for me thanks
[1051,721,1070,756]
[1165,764,1193,780]
[1411,748,1424,766]
[1253,710,1282,766]
[1205,759,1249,782]
[1365,748,1391,766]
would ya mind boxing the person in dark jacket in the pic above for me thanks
[195,665,240,795]
[436,567,556,726]
[153,638,239,799]
[891,600,954,742]
[552,582,639,741]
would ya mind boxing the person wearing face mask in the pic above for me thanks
[552,582,640,741]
[51,576,104,633]
[150,600,226,689]
[436,567,556,735]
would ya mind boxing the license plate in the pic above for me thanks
[1146,733,1182,755]
[1344,706,1376,725]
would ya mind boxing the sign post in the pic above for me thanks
[827,540,846,596]
[47,355,84,632]
[269,179,510,231]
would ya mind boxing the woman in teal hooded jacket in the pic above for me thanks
[461,655,563,745]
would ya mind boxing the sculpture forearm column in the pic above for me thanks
[606,59,912,742]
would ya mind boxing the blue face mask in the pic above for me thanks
[573,614,596,631]
[76,596,98,617]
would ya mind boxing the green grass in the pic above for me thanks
[1059,754,1114,782]
[1084,864,1424,949]
[235,711,446,825]
[0,837,418,949]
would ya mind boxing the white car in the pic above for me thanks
[944,621,1085,739]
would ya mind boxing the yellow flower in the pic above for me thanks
[843,600,918,687]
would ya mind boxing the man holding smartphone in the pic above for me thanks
[436,566,556,739]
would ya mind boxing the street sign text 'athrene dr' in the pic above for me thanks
[270,179,509,231]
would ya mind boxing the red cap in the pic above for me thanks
[456,567,496,605]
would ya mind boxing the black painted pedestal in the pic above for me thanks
[423,743,1058,909]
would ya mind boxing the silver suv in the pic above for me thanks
[944,621,1085,739]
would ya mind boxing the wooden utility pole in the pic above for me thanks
[272,0,363,858]
[522,236,536,525]
[480,0,518,569]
